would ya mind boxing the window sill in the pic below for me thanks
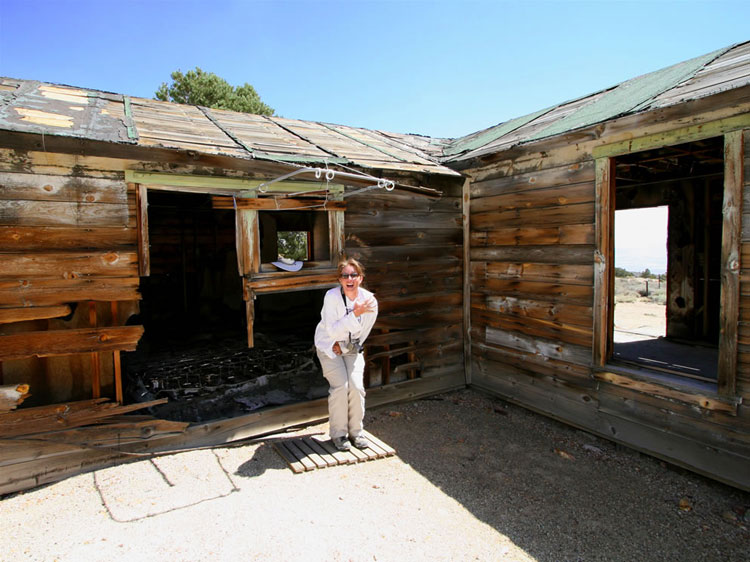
[593,363,741,415]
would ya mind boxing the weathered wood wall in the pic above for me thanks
[0,151,142,405]
[345,177,466,390]
[462,90,750,490]
[0,145,466,409]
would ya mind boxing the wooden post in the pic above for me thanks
[245,288,255,348]
[593,157,615,367]
[382,329,391,385]
[462,178,472,385]
[717,129,743,396]
[89,302,101,399]
[329,210,345,263]
[134,184,150,276]
[111,301,122,403]
[236,209,260,276]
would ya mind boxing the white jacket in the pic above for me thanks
[314,286,378,359]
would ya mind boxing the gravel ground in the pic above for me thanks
[1,389,748,561]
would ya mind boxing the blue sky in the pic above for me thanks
[1,0,748,139]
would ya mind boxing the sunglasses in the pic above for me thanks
[340,273,360,279]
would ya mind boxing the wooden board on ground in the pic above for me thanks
[272,430,396,473]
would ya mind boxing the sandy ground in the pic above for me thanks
[614,301,666,342]
[1,389,748,561]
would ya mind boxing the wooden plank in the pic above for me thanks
[474,308,592,348]
[293,438,328,469]
[471,224,594,246]
[469,245,593,265]
[593,157,614,367]
[718,130,743,396]
[478,278,593,304]
[593,113,750,159]
[0,277,140,306]
[212,196,346,211]
[0,398,167,438]
[245,271,339,293]
[0,325,144,360]
[0,200,128,227]
[273,441,305,473]
[284,440,318,471]
[0,226,134,251]
[462,178,471,385]
[361,430,396,456]
[485,326,591,366]
[477,261,594,285]
[301,436,338,466]
[473,295,593,328]
[471,182,594,214]
[329,210,345,263]
[471,202,594,230]
[312,434,357,465]
[595,370,738,414]
[0,305,71,324]
[235,209,259,276]
[134,184,150,276]
[471,160,595,199]
[0,172,127,204]
[0,251,138,278]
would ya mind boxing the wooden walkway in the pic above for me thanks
[273,430,396,473]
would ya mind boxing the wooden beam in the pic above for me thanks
[717,130,743,396]
[111,301,122,404]
[88,303,101,399]
[593,113,750,159]
[235,209,259,276]
[462,178,472,385]
[329,210,345,264]
[212,196,346,211]
[245,290,255,348]
[134,183,150,276]
[0,305,71,324]
[0,326,144,360]
[125,170,345,195]
[593,157,614,367]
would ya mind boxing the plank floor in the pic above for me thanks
[272,430,396,473]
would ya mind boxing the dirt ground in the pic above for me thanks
[1,389,748,561]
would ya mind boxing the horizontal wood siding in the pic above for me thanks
[467,121,750,491]
[0,165,140,404]
[345,184,464,385]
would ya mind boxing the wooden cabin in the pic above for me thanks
[2,40,750,493]
[447,41,750,491]
[0,80,465,492]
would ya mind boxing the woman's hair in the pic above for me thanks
[337,257,365,278]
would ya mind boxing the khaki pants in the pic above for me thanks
[317,349,366,440]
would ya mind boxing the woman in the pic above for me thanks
[314,258,378,451]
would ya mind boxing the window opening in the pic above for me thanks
[259,211,330,269]
[610,137,724,385]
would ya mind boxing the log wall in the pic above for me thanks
[462,93,750,490]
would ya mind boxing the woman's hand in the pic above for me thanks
[353,298,376,318]
[332,342,342,355]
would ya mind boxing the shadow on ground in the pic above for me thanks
[362,389,749,562]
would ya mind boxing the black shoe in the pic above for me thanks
[332,436,351,451]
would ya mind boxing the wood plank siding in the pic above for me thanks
[344,181,465,386]
[463,104,750,489]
